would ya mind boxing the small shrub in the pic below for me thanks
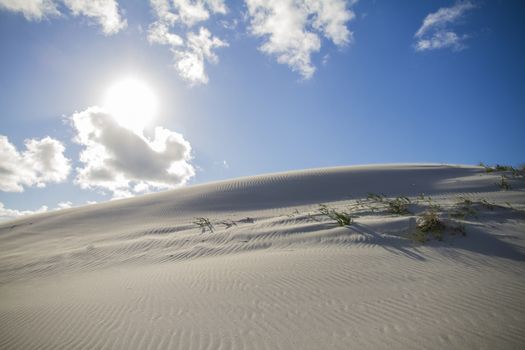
[494,164,514,172]
[416,210,446,241]
[367,192,385,202]
[387,196,411,215]
[483,164,518,174]
[193,217,214,233]
[366,193,411,215]
[450,197,477,219]
[497,176,511,190]
[318,204,354,226]
[332,211,353,226]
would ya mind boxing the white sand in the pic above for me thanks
[1,164,524,349]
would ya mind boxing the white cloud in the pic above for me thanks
[148,21,184,46]
[245,0,356,79]
[148,0,228,84]
[70,106,195,198]
[0,0,126,35]
[0,201,49,221]
[150,0,226,27]
[415,1,475,52]
[0,135,71,192]
[0,0,59,20]
[57,200,72,209]
[174,27,227,84]
[0,200,78,221]
[62,0,127,35]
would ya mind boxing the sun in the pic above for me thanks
[104,77,158,132]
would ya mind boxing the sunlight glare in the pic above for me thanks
[104,78,158,132]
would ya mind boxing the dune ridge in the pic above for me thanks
[1,164,524,349]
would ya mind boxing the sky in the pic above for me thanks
[0,0,524,220]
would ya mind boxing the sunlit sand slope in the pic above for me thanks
[1,164,524,349]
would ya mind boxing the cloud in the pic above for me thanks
[148,0,228,84]
[173,27,227,84]
[150,0,227,27]
[245,0,356,79]
[414,1,475,52]
[0,0,126,35]
[0,201,49,221]
[0,0,59,20]
[148,21,184,46]
[0,200,78,221]
[57,200,72,209]
[70,106,195,198]
[0,135,71,192]
[62,0,127,35]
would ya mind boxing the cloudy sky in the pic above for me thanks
[1,0,524,220]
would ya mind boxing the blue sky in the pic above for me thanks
[0,0,524,219]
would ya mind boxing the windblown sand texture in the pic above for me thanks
[1,164,524,349]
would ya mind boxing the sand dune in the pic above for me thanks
[1,164,524,349]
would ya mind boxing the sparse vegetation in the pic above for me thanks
[218,219,237,229]
[497,175,511,190]
[416,210,446,242]
[479,199,495,210]
[366,193,411,215]
[193,217,214,233]
[494,164,514,172]
[450,196,477,219]
[238,217,255,224]
[318,204,354,226]
[481,163,523,177]
[387,196,411,215]
[367,192,385,202]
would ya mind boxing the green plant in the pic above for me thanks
[450,197,477,219]
[416,210,446,241]
[366,193,411,215]
[494,164,514,172]
[497,176,511,190]
[387,196,411,215]
[367,192,385,202]
[318,204,354,226]
[193,217,214,233]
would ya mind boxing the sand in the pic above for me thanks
[1,164,524,349]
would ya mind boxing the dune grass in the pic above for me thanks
[497,176,511,190]
[414,210,446,242]
[193,217,214,233]
[318,204,354,226]
[366,193,411,215]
